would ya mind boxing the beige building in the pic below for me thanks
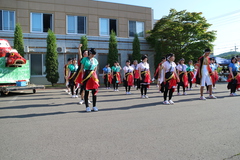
[0,0,155,84]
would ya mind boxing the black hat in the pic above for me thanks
[205,48,211,52]
[141,55,148,61]
[89,48,96,55]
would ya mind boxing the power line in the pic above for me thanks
[208,9,240,21]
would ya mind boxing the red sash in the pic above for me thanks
[183,73,188,87]
[134,70,140,79]
[75,71,84,84]
[85,71,100,91]
[127,74,134,86]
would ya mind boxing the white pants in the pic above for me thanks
[201,65,212,86]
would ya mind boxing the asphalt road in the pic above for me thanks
[0,82,240,160]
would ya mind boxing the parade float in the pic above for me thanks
[0,39,44,96]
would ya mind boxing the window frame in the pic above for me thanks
[30,53,46,76]
[99,18,117,36]
[30,12,53,33]
[0,10,15,31]
[66,15,87,34]
[128,20,145,38]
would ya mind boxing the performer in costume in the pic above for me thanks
[102,64,112,89]
[227,56,240,96]
[131,60,140,89]
[138,55,151,98]
[237,55,240,91]
[176,58,188,95]
[111,61,121,91]
[162,53,180,105]
[196,48,217,100]
[155,57,166,93]
[64,58,72,94]
[186,60,195,90]
[74,44,89,105]
[80,48,99,112]
[123,60,134,94]
[210,58,219,89]
[68,58,78,98]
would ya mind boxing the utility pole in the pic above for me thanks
[234,44,238,52]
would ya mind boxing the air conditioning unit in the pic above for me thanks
[24,46,29,53]
[57,47,66,53]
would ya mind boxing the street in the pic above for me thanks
[0,82,240,160]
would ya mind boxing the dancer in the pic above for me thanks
[162,53,180,105]
[131,60,140,89]
[227,56,240,96]
[111,61,121,91]
[74,44,89,105]
[210,58,219,89]
[68,58,79,98]
[138,55,151,98]
[80,48,99,112]
[196,48,217,100]
[123,60,134,94]
[186,60,195,90]
[176,58,188,95]
[102,64,111,89]
[155,57,166,93]
[64,58,72,94]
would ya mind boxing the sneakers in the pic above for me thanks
[230,93,238,96]
[72,95,76,98]
[209,95,217,99]
[86,107,91,112]
[88,100,92,104]
[141,95,145,98]
[163,100,170,105]
[183,92,187,95]
[79,99,84,105]
[126,92,131,95]
[145,95,149,99]
[92,106,98,112]
[200,96,206,100]
[169,100,174,104]
[177,93,182,96]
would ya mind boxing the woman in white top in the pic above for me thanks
[138,55,151,98]
[123,60,134,94]
[176,58,188,95]
[162,53,180,105]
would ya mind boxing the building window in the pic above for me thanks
[31,13,53,32]
[99,18,117,36]
[30,54,46,76]
[67,15,86,34]
[129,21,144,37]
[0,10,15,31]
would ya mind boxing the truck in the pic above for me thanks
[0,39,44,96]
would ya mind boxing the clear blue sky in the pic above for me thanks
[96,0,240,55]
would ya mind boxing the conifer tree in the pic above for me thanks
[13,23,25,56]
[45,29,59,86]
[107,30,118,66]
[132,34,141,63]
[80,36,88,52]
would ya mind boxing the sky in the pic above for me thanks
[96,0,240,56]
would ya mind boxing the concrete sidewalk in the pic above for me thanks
[0,82,240,160]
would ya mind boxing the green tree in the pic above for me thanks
[45,29,59,86]
[13,23,25,56]
[80,35,88,52]
[146,9,217,63]
[132,34,141,63]
[107,30,118,66]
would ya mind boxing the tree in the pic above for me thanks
[45,29,59,86]
[80,35,88,52]
[146,9,217,63]
[107,30,118,66]
[14,23,25,56]
[132,34,141,63]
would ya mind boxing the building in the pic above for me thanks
[0,0,154,84]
